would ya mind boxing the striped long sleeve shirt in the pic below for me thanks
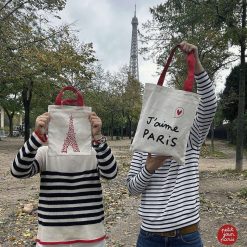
[127,71,217,232]
[11,133,117,245]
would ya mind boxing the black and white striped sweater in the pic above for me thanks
[127,71,217,232]
[11,133,117,245]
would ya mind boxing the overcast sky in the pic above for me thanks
[57,0,164,84]
[57,0,233,94]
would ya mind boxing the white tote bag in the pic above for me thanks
[48,86,92,157]
[130,45,201,164]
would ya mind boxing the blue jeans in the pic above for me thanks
[136,228,203,247]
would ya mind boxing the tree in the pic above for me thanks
[0,0,97,141]
[18,31,97,141]
[141,0,246,171]
[219,63,247,145]
[221,63,247,122]
[140,1,235,83]
[0,0,67,140]
[85,65,143,140]
[85,67,117,139]
[123,75,143,139]
[0,86,22,136]
[0,0,67,86]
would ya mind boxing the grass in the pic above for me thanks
[217,169,247,178]
[238,188,247,199]
[200,169,247,180]
[244,170,247,178]
[200,144,227,158]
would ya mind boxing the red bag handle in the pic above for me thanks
[55,86,84,106]
[157,45,196,92]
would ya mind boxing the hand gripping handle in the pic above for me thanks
[157,45,196,92]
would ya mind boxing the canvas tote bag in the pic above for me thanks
[48,86,92,157]
[130,45,201,164]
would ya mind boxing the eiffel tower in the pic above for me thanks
[61,114,80,153]
[129,5,139,81]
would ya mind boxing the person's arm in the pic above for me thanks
[11,133,47,178]
[180,42,217,148]
[189,72,217,148]
[126,152,155,196]
[93,142,117,179]
[89,112,117,179]
[11,113,49,178]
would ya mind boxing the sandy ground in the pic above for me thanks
[106,139,247,247]
[0,137,246,247]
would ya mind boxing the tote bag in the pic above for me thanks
[48,86,92,157]
[46,86,97,172]
[130,45,201,164]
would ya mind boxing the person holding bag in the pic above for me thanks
[11,88,117,247]
[127,41,217,247]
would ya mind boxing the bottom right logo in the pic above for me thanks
[217,224,238,245]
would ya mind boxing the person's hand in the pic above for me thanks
[179,41,204,74]
[89,112,102,139]
[179,41,199,59]
[145,153,171,174]
[35,112,50,136]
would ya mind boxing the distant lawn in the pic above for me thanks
[200,169,247,180]
[200,143,227,158]
[217,169,247,178]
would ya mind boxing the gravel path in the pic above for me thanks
[0,137,246,247]
[106,139,247,247]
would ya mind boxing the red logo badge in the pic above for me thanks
[217,224,238,245]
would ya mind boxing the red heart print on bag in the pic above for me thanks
[175,107,184,118]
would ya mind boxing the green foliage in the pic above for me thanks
[123,75,143,128]
[85,65,142,138]
[225,113,247,145]
[220,63,247,122]
[201,169,247,179]
[213,101,225,127]
[200,143,227,158]
[0,0,97,139]
[238,188,247,199]
[244,170,247,178]
[140,0,244,86]
[141,0,247,170]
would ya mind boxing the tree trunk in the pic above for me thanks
[22,81,33,142]
[121,110,125,139]
[8,114,13,137]
[111,113,114,140]
[210,120,215,153]
[3,108,14,137]
[127,116,132,139]
[23,100,30,142]
[121,126,124,139]
[236,0,246,171]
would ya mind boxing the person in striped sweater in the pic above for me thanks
[11,111,117,247]
[127,42,217,247]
